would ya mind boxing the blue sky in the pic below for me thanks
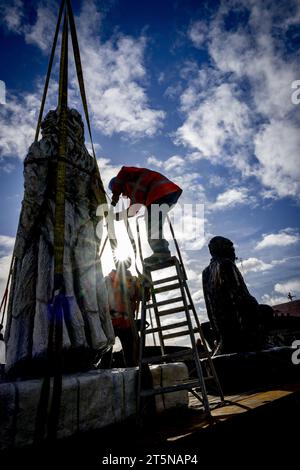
[0,0,300,322]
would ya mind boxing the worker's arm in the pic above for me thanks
[110,166,128,206]
[113,203,143,220]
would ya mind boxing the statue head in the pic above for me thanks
[208,236,236,262]
[41,108,85,146]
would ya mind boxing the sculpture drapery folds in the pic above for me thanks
[5,108,114,377]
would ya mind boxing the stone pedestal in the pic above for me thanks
[0,363,188,450]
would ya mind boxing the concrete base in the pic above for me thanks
[0,363,189,450]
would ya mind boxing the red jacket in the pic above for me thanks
[111,166,182,207]
[105,269,142,328]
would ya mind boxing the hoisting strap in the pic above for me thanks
[66,0,117,259]
[34,0,66,143]
[66,0,107,202]
[48,9,69,441]
[53,13,69,282]
[35,10,69,444]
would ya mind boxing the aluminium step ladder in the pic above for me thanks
[136,254,224,419]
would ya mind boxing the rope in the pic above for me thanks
[34,0,66,142]
[66,0,110,201]
[35,9,69,444]
[48,9,69,441]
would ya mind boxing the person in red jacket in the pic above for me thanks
[109,166,182,264]
[102,257,142,367]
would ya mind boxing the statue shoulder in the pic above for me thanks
[24,140,50,165]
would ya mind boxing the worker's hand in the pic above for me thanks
[111,194,119,207]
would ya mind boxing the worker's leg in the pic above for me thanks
[99,342,114,368]
[144,191,182,262]
[118,327,139,367]
[146,203,170,256]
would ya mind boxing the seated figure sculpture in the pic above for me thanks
[202,236,274,355]
[4,108,114,378]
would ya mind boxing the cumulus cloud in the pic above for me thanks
[176,82,252,166]
[147,155,185,172]
[0,81,58,160]
[254,120,300,198]
[0,235,14,307]
[178,0,300,199]
[97,157,122,190]
[0,235,15,256]
[241,257,273,273]
[0,0,24,34]
[0,255,12,299]
[274,278,300,296]
[0,0,165,164]
[188,20,208,48]
[24,3,57,52]
[261,293,288,306]
[74,1,165,137]
[210,187,249,210]
[255,228,300,250]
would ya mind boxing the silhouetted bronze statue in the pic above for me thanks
[202,236,273,355]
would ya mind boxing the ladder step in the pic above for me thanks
[141,348,194,364]
[144,257,178,271]
[163,327,199,340]
[153,283,181,294]
[146,296,183,309]
[141,349,211,364]
[152,275,179,286]
[158,305,192,316]
[140,380,201,397]
[145,320,188,335]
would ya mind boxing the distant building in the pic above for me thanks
[273,300,300,318]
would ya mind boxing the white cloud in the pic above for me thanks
[254,120,300,198]
[164,155,185,171]
[255,228,300,250]
[75,1,165,138]
[0,235,15,254]
[210,187,249,211]
[97,157,122,191]
[147,155,185,173]
[147,155,163,168]
[175,82,252,165]
[0,249,13,310]
[274,279,300,296]
[261,293,288,306]
[240,257,273,273]
[1,0,24,34]
[0,81,58,160]
[178,0,300,199]
[0,0,165,162]
[188,21,208,48]
[24,3,57,52]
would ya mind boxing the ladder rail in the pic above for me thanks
[182,279,224,401]
[173,259,211,415]
[135,212,224,422]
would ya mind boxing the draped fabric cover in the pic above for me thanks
[5,109,114,375]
